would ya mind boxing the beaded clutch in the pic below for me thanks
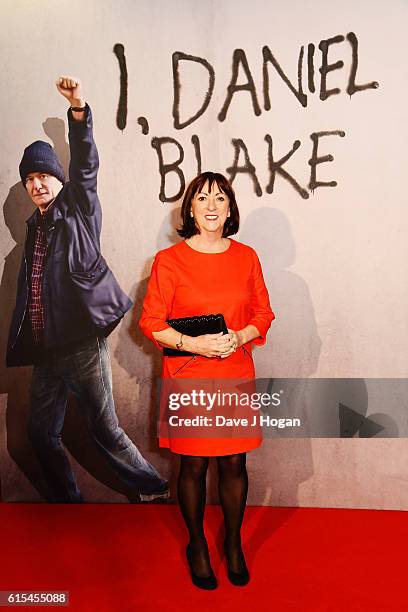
[163,313,228,357]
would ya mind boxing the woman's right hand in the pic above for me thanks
[184,332,231,358]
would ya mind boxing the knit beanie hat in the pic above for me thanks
[19,140,65,186]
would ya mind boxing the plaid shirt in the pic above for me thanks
[28,214,48,345]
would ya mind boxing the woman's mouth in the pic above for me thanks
[205,215,218,220]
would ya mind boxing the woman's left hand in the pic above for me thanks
[220,329,241,358]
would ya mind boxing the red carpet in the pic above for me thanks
[1,503,407,611]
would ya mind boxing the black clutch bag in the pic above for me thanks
[163,313,228,357]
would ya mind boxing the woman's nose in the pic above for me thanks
[207,198,216,210]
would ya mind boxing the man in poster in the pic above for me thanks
[6,76,168,503]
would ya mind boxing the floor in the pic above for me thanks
[1,503,407,611]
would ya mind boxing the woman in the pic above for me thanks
[139,172,274,589]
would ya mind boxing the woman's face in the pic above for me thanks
[190,180,230,235]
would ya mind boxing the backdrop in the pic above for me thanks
[1,0,407,509]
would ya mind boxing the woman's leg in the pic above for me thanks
[217,453,249,575]
[177,454,211,577]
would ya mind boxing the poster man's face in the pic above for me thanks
[191,180,230,235]
[25,172,63,211]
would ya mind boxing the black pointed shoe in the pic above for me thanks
[186,544,218,590]
[224,545,250,586]
[227,566,250,586]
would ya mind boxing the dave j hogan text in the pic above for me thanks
[168,414,301,429]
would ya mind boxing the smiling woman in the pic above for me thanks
[177,171,240,246]
[190,181,230,237]
[139,170,275,589]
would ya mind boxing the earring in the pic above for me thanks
[190,211,194,217]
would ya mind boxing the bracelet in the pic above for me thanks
[176,334,184,351]
[70,105,86,112]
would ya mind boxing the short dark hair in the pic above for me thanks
[177,172,240,238]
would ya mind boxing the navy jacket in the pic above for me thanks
[7,105,132,367]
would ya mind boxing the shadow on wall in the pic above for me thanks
[1,118,138,502]
[42,117,71,175]
[239,207,321,379]
[0,181,41,501]
[239,207,320,505]
[238,208,395,505]
[114,206,182,498]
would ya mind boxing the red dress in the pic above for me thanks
[139,239,274,456]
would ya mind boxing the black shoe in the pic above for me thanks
[186,543,218,590]
[224,544,250,586]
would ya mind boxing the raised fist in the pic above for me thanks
[55,76,84,106]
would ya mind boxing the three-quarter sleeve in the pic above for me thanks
[139,251,175,348]
[248,250,275,345]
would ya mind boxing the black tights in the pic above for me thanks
[177,453,248,576]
